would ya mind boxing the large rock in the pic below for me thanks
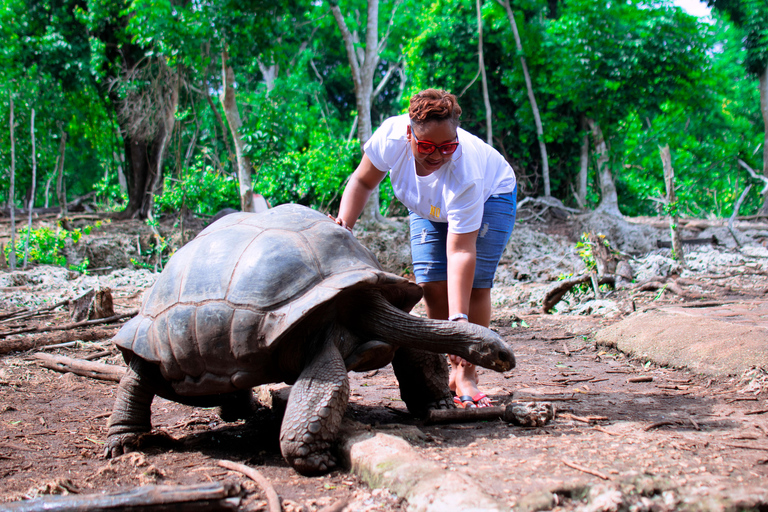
[595,301,768,376]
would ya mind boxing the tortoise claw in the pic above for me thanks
[104,433,140,459]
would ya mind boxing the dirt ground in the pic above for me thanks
[1,208,767,511]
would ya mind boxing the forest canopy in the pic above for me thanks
[0,0,766,221]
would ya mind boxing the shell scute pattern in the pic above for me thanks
[112,204,412,397]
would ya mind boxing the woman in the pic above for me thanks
[333,89,516,408]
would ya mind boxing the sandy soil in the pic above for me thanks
[1,209,767,511]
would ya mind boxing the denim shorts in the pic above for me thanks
[409,187,517,288]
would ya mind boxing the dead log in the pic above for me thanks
[69,288,116,322]
[69,289,95,322]
[542,275,615,313]
[33,353,126,382]
[0,328,116,355]
[632,280,705,299]
[0,310,137,340]
[656,236,718,248]
[426,402,554,427]
[2,481,241,511]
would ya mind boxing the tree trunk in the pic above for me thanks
[477,0,493,146]
[576,114,589,208]
[139,75,179,218]
[8,93,16,270]
[759,65,768,212]
[498,0,550,196]
[56,131,67,217]
[24,109,36,268]
[587,118,621,216]
[221,48,255,213]
[114,151,128,195]
[660,144,685,266]
[332,0,385,223]
[121,135,151,219]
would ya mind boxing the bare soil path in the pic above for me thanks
[1,211,767,511]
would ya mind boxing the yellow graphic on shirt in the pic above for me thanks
[429,205,441,219]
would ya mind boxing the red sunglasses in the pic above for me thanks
[411,128,459,156]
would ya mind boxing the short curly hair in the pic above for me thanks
[408,89,462,128]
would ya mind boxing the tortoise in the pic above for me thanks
[105,204,515,475]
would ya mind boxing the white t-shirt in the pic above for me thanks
[364,114,516,234]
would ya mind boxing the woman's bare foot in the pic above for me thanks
[449,354,493,407]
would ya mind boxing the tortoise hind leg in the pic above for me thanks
[280,328,349,476]
[105,357,158,458]
[392,347,454,418]
[217,389,255,422]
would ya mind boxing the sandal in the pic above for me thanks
[454,395,477,409]
[471,393,493,408]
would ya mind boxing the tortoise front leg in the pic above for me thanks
[392,347,454,417]
[104,357,156,458]
[280,329,349,475]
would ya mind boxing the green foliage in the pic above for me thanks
[4,222,98,272]
[154,163,240,216]
[0,0,764,223]
[575,232,601,271]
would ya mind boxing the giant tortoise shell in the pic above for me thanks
[106,204,515,474]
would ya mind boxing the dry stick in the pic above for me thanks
[628,376,654,383]
[23,108,36,268]
[644,421,677,431]
[8,93,16,270]
[82,350,112,361]
[593,425,621,436]
[562,460,610,480]
[729,184,753,248]
[0,299,70,323]
[660,144,686,267]
[0,310,137,339]
[1,482,241,512]
[722,443,768,452]
[33,353,126,382]
[745,408,768,416]
[218,459,281,512]
[563,413,608,423]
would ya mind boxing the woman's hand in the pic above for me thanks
[328,214,353,233]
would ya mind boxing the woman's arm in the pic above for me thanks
[446,230,478,321]
[334,154,387,230]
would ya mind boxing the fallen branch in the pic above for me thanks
[593,426,621,436]
[217,460,281,512]
[0,310,137,340]
[631,280,705,299]
[2,482,241,511]
[559,413,608,424]
[656,236,718,248]
[644,420,677,431]
[627,376,653,383]
[542,275,615,313]
[426,402,554,427]
[728,184,752,248]
[722,443,768,452]
[0,329,116,356]
[562,460,610,480]
[0,299,70,323]
[33,353,126,382]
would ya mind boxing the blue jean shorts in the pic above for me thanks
[409,187,517,288]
